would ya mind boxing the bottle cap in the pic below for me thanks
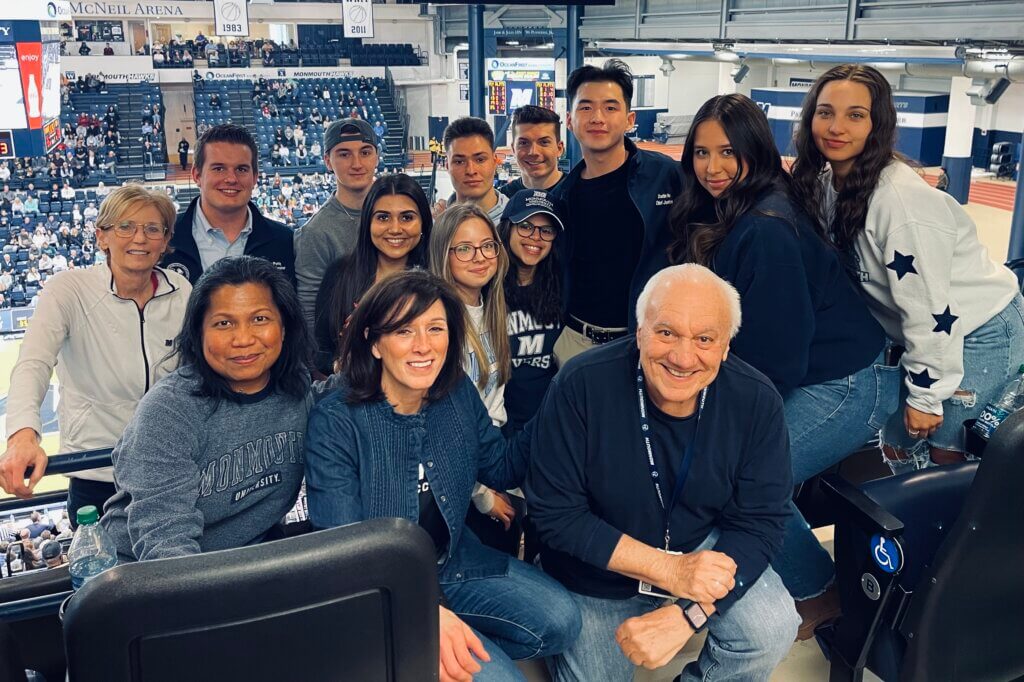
[76,505,99,525]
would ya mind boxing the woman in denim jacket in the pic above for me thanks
[304,270,580,682]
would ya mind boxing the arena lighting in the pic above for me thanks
[732,62,750,83]
[659,57,676,75]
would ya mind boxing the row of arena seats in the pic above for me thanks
[349,43,422,67]
[1,412,1022,680]
[62,83,168,174]
[193,77,405,174]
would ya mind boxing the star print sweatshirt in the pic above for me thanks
[823,161,1018,416]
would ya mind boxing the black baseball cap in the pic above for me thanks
[502,189,565,230]
[324,119,378,154]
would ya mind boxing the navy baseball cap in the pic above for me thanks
[502,189,565,230]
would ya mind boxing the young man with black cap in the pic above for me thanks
[163,124,294,285]
[553,59,683,365]
[294,118,379,337]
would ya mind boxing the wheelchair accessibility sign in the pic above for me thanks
[870,534,903,574]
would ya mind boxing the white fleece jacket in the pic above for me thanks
[824,161,1018,416]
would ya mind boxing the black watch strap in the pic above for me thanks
[677,601,709,632]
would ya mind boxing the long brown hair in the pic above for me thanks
[789,64,899,252]
[669,94,793,266]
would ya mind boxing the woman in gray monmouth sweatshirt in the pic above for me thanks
[101,256,314,561]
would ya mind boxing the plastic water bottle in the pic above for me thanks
[971,365,1024,441]
[68,505,118,591]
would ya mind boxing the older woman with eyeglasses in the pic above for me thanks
[0,185,191,520]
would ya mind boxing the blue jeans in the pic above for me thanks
[883,294,1024,473]
[443,557,582,681]
[773,353,901,600]
[548,567,798,681]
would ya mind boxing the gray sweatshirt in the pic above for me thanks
[294,195,361,337]
[100,368,312,562]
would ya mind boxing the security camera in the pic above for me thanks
[659,58,676,76]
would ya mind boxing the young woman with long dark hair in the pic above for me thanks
[497,189,564,434]
[668,93,895,637]
[786,64,1024,628]
[791,64,1023,466]
[313,173,432,374]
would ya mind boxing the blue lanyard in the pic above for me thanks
[636,361,706,551]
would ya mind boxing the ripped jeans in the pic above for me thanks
[883,293,1024,474]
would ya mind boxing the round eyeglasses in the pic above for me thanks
[449,241,500,262]
[101,221,169,240]
[514,221,557,242]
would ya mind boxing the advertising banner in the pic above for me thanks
[16,42,44,130]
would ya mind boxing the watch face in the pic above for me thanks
[685,603,708,629]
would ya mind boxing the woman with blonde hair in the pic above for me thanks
[429,204,520,552]
[0,184,191,520]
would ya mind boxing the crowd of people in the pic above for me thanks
[2,511,72,576]
[0,59,1021,682]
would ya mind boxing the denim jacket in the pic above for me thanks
[304,375,530,584]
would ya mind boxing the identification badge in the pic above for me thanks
[638,549,682,598]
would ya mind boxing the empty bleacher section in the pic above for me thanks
[193,76,408,173]
[349,43,422,67]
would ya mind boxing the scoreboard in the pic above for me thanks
[1,1,69,158]
[486,58,556,116]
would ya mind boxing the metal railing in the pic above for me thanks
[0,449,112,515]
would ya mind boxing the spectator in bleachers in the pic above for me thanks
[436,117,508,226]
[153,49,165,66]
[294,118,379,340]
[23,193,40,215]
[163,124,295,286]
[60,181,76,201]
[279,144,291,167]
[0,185,190,512]
[102,43,114,56]
[95,182,110,198]
[41,540,66,568]
[102,150,117,175]
[209,92,221,109]
[192,69,205,90]
[295,145,309,165]
[78,41,90,56]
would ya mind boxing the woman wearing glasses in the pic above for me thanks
[429,205,520,550]
[0,185,190,518]
[497,190,565,435]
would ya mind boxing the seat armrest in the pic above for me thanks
[821,474,904,537]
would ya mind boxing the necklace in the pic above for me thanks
[336,197,359,220]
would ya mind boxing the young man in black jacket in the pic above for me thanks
[552,59,683,365]
[527,264,798,681]
[163,124,294,285]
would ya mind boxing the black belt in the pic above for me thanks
[566,316,628,344]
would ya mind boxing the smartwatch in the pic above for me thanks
[678,602,709,632]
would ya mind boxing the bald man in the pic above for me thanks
[526,263,798,681]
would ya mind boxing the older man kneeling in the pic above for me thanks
[526,263,799,681]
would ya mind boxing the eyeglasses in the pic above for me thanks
[514,221,557,242]
[449,240,500,262]
[100,221,168,240]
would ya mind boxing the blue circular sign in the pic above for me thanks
[870,534,903,575]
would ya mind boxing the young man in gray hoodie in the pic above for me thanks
[294,119,379,342]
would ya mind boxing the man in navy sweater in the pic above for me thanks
[527,264,798,681]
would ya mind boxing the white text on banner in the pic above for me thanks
[213,0,250,37]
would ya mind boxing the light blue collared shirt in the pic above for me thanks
[191,200,253,272]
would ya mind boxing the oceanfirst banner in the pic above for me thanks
[213,0,249,37]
